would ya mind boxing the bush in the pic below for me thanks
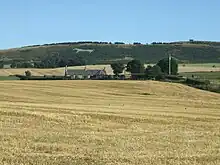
[25,70,32,77]
[185,78,210,85]
[145,65,163,80]
[165,75,185,81]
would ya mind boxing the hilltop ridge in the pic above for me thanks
[1,40,220,68]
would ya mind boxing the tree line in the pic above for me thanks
[111,57,178,80]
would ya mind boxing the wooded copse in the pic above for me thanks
[110,58,220,93]
[111,57,178,80]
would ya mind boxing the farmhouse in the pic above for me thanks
[0,57,12,69]
[3,64,11,69]
[65,66,107,79]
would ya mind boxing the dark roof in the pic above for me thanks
[66,69,87,76]
[86,70,102,76]
[66,69,106,76]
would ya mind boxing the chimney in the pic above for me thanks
[103,67,106,74]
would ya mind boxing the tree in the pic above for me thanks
[145,65,153,77]
[20,62,33,68]
[126,59,145,79]
[111,62,124,76]
[58,59,68,67]
[126,60,144,73]
[156,57,178,75]
[145,65,163,80]
[10,61,17,68]
[25,70,31,77]
[67,56,86,66]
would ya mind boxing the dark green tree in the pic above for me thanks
[156,57,178,75]
[145,65,163,79]
[145,65,153,77]
[126,60,144,73]
[58,59,68,67]
[20,62,33,68]
[126,59,145,79]
[10,61,17,68]
[111,62,125,76]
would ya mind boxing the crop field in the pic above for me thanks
[0,80,220,165]
[0,63,220,77]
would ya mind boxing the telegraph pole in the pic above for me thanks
[168,54,172,75]
[64,65,67,77]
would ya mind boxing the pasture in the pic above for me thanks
[0,80,220,165]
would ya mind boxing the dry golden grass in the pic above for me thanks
[1,64,220,76]
[0,80,220,165]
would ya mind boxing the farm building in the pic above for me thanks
[65,66,107,79]
[0,57,12,69]
[3,64,12,69]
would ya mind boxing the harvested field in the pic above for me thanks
[0,80,220,165]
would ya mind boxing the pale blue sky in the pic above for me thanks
[0,0,219,49]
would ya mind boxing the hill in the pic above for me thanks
[0,80,220,164]
[1,40,220,68]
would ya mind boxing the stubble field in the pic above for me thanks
[0,80,220,165]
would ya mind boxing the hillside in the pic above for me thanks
[0,80,220,164]
[1,41,220,68]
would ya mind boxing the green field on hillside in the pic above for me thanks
[1,41,220,69]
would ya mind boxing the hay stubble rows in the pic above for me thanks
[0,80,220,165]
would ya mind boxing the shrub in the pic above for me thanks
[185,78,210,85]
[145,65,163,80]
[25,70,32,77]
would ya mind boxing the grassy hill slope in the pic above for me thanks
[1,41,220,67]
[0,80,220,164]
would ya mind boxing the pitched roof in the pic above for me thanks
[86,70,100,76]
[66,69,87,76]
[66,69,106,76]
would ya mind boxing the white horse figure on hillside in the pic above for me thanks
[73,48,94,54]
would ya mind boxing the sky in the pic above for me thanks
[0,0,220,49]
